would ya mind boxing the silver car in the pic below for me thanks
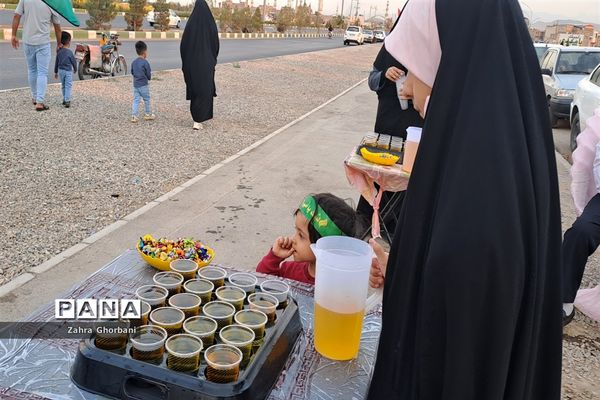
[363,30,375,44]
[541,46,600,127]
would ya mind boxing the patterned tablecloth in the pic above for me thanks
[0,250,382,400]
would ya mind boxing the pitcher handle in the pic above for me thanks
[365,288,383,314]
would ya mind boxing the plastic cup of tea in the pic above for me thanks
[130,301,152,328]
[197,266,227,289]
[234,309,268,340]
[170,259,198,281]
[149,307,185,336]
[260,280,290,309]
[219,325,255,365]
[215,286,246,311]
[93,319,130,351]
[202,301,236,330]
[402,126,422,174]
[153,271,184,297]
[169,293,201,319]
[130,325,167,363]
[228,272,258,295]
[136,285,169,310]
[184,279,214,307]
[183,315,218,349]
[165,333,203,372]
[204,344,243,384]
[247,292,278,325]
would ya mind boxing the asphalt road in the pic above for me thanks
[0,9,183,30]
[0,37,350,90]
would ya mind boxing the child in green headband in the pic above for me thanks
[256,193,365,284]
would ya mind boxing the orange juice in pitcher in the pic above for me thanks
[311,237,372,361]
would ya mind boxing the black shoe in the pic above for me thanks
[62,101,65,106]
[64,102,70,108]
[563,308,575,327]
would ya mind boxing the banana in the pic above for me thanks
[360,147,400,166]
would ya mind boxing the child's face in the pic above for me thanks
[292,213,316,264]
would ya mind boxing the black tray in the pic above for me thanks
[70,295,302,400]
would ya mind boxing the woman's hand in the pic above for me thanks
[272,236,294,259]
[385,66,404,82]
[369,239,389,288]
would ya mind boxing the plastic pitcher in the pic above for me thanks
[310,236,373,360]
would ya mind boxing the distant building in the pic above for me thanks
[544,22,596,45]
[529,27,545,42]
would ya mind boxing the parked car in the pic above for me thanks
[570,63,600,150]
[374,30,385,42]
[363,30,375,44]
[146,9,181,29]
[541,46,600,127]
[344,26,364,46]
[534,43,557,63]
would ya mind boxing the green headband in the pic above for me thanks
[299,196,346,237]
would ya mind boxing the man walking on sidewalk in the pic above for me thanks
[11,0,62,111]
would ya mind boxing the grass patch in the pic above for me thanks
[73,30,88,39]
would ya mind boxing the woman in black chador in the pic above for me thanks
[180,0,219,131]
[356,12,424,240]
[367,0,562,398]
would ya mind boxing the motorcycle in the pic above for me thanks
[74,33,127,80]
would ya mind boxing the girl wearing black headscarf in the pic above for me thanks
[367,0,562,398]
[356,12,424,240]
[180,0,219,131]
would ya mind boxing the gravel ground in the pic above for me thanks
[0,44,379,286]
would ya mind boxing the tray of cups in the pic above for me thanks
[70,267,302,400]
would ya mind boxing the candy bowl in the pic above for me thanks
[137,234,215,271]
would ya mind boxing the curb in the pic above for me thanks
[0,77,368,298]
[1,27,342,42]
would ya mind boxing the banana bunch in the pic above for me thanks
[360,147,400,166]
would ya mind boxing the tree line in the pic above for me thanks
[78,0,348,33]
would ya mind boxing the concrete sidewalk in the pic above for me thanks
[0,80,373,321]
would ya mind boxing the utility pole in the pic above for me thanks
[355,0,359,19]
[385,0,389,18]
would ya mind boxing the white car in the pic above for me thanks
[570,63,600,150]
[374,30,386,42]
[344,26,364,46]
[146,9,181,29]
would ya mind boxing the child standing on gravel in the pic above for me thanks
[131,41,155,123]
[54,32,77,108]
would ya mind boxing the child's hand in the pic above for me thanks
[369,239,388,289]
[272,236,294,259]
[54,73,58,79]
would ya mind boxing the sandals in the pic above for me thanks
[35,104,49,111]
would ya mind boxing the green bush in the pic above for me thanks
[85,0,117,30]
[124,0,146,31]
[153,0,170,31]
